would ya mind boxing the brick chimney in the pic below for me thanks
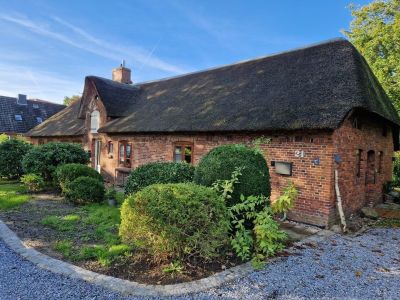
[17,94,27,105]
[112,60,132,84]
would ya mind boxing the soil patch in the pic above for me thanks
[0,195,241,285]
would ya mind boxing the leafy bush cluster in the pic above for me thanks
[211,166,287,267]
[392,152,400,187]
[194,144,271,207]
[119,144,291,268]
[55,163,103,193]
[20,174,44,192]
[0,139,32,179]
[119,183,230,260]
[0,134,9,144]
[124,162,195,195]
[54,163,105,205]
[271,181,298,220]
[65,177,105,205]
[22,142,89,181]
[230,194,287,267]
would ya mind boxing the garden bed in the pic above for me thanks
[0,183,241,285]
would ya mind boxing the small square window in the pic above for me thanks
[33,104,39,109]
[36,117,43,123]
[15,115,22,121]
[173,142,193,164]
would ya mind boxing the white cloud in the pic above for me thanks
[0,62,82,103]
[0,14,187,74]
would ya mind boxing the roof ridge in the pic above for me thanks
[87,38,350,89]
[135,38,350,87]
[0,95,63,106]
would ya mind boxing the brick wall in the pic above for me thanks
[27,109,395,228]
[93,131,336,226]
[332,113,394,216]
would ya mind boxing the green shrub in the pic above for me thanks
[65,176,105,205]
[393,152,400,187]
[230,194,287,267]
[0,134,9,144]
[119,183,230,260]
[20,173,44,192]
[0,139,32,179]
[213,167,287,267]
[55,163,103,193]
[194,144,270,206]
[124,162,195,195]
[22,142,89,182]
[271,181,298,215]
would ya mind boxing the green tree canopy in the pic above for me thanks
[344,0,400,111]
[63,95,80,106]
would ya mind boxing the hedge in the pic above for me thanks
[65,176,105,205]
[0,139,32,179]
[194,144,270,206]
[55,163,103,193]
[119,183,230,260]
[22,142,89,182]
[124,162,195,195]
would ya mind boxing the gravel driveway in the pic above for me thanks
[0,228,399,300]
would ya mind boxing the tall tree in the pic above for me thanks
[344,0,400,111]
[63,95,80,106]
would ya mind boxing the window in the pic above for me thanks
[378,151,383,173]
[14,115,22,121]
[107,141,114,155]
[36,117,43,123]
[174,142,193,164]
[32,104,39,109]
[352,117,362,130]
[295,136,303,142]
[366,150,376,184]
[356,149,362,177]
[382,126,388,137]
[119,141,132,168]
[90,110,100,133]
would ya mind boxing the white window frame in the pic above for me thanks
[90,110,100,133]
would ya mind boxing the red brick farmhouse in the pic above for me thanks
[26,39,400,227]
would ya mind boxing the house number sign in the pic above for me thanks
[294,150,305,158]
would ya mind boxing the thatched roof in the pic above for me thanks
[26,100,84,137]
[27,38,400,138]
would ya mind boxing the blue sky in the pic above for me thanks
[0,0,370,103]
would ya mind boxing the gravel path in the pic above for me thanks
[0,228,399,300]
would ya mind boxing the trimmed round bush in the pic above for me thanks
[124,162,195,195]
[65,176,105,205]
[194,144,270,206]
[22,142,89,182]
[55,163,103,193]
[0,139,32,179]
[119,183,230,260]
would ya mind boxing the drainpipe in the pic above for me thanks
[334,163,347,233]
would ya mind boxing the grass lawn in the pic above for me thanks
[40,192,132,266]
[0,187,238,284]
[373,218,400,228]
[0,180,29,210]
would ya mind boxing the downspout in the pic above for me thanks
[334,165,347,233]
